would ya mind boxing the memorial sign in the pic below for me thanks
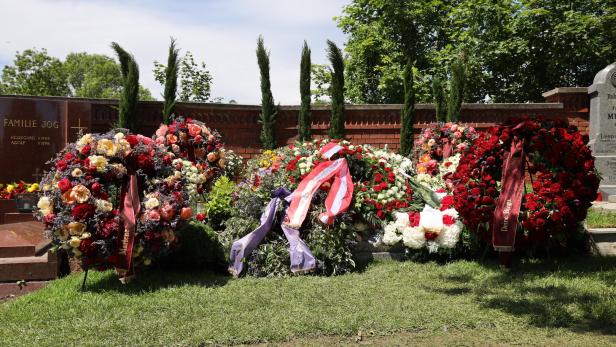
[0,98,67,182]
[589,62,616,199]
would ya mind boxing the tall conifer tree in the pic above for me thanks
[111,42,140,131]
[447,60,466,122]
[256,36,276,149]
[326,40,345,139]
[162,38,179,124]
[298,41,312,141]
[432,76,447,122]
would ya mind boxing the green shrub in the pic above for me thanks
[204,176,235,230]
[163,221,226,270]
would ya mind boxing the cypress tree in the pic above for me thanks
[256,36,276,149]
[298,41,312,142]
[432,76,447,123]
[162,38,179,124]
[326,40,345,139]
[400,60,415,157]
[447,60,466,122]
[111,42,140,131]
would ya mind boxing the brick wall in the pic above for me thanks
[3,87,590,160]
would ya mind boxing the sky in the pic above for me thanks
[0,0,349,104]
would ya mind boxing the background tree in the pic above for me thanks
[111,42,140,131]
[447,59,466,122]
[0,48,69,96]
[256,36,277,149]
[161,38,179,123]
[326,40,345,139]
[0,48,153,99]
[337,0,616,103]
[400,60,415,156]
[310,64,331,104]
[154,51,212,102]
[299,41,312,141]
[432,76,447,122]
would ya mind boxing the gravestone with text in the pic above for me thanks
[589,62,616,200]
[0,98,67,182]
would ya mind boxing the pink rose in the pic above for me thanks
[194,135,203,144]
[156,136,165,145]
[166,134,178,144]
[187,123,202,137]
[147,209,161,221]
[454,131,462,139]
[450,124,458,132]
[161,203,175,220]
[155,124,168,137]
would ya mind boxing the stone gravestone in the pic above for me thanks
[589,62,616,201]
[0,98,67,182]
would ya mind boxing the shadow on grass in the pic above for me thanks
[80,267,231,295]
[438,256,616,335]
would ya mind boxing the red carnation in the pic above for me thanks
[408,211,421,227]
[443,215,456,226]
[440,196,454,210]
[72,203,95,221]
[57,178,72,192]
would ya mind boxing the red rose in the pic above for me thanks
[72,203,95,221]
[91,182,102,194]
[78,238,98,257]
[136,153,154,171]
[98,218,120,238]
[126,134,139,147]
[408,211,421,227]
[56,159,68,171]
[443,215,456,226]
[80,145,91,155]
[57,178,72,192]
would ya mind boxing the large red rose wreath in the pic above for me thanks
[451,118,599,249]
[36,130,193,278]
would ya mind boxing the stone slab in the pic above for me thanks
[4,213,36,224]
[0,281,48,302]
[0,199,18,225]
[588,228,616,256]
[0,251,58,282]
[0,231,34,258]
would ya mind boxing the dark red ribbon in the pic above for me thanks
[116,174,141,282]
[491,136,525,262]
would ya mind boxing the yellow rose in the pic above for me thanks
[95,199,113,213]
[6,184,15,193]
[69,236,81,248]
[76,134,94,150]
[88,155,108,172]
[37,196,52,215]
[71,168,83,177]
[116,139,131,156]
[96,139,117,156]
[144,197,160,210]
[70,184,91,203]
[67,222,86,236]
[80,232,91,240]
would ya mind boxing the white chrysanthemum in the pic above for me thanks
[437,222,462,249]
[382,229,402,245]
[401,226,425,249]
[393,212,409,227]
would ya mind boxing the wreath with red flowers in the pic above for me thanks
[36,130,193,273]
[451,118,599,247]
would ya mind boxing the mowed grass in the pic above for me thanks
[1,258,616,346]
[587,208,616,228]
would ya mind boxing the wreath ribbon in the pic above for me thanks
[116,173,141,282]
[491,134,526,257]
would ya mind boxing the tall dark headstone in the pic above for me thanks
[0,98,67,182]
[589,63,616,200]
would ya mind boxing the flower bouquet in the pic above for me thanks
[413,123,477,176]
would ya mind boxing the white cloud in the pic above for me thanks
[0,0,348,104]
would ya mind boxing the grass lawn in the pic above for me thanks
[587,208,616,228]
[1,258,616,346]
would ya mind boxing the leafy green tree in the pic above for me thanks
[299,41,312,141]
[338,0,616,103]
[111,42,140,131]
[256,36,277,149]
[0,48,69,96]
[400,60,415,157]
[154,51,212,102]
[432,76,447,122]
[447,59,466,122]
[326,40,345,139]
[161,38,179,123]
[310,64,330,104]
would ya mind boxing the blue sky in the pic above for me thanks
[0,0,349,104]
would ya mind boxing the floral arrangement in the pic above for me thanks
[0,182,39,199]
[415,154,461,192]
[451,118,599,247]
[36,130,193,272]
[414,123,477,176]
[382,195,463,253]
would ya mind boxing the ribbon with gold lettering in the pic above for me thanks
[491,134,525,268]
[116,173,141,283]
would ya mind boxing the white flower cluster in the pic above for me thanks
[381,205,462,253]
[172,159,206,199]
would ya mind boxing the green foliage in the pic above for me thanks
[447,59,466,122]
[310,64,331,104]
[326,40,345,139]
[399,60,415,157]
[298,41,312,142]
[163,221,226,270]
[256,36,277,149]
[305,222,355,276]
[111,42,140,131]
[154,51,213,102]
[204,176,236,230]
[432,76,447,122]
[338,0,616,103]
[0,48,69,96]
[64,52,120,98]
[162,38,179,123]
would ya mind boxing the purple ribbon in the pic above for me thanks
[228,188,316,277]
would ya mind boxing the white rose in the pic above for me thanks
[402,226,426,249]
[419,205,444,233]
[95,199,113,213]
[88,155,108,172]
[382,229,402,245]
[114,132,125,140]
[144,197,160,210]
[71,168,83,177]
[37,196,52,215]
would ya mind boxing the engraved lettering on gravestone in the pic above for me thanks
[611,71,616,88]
